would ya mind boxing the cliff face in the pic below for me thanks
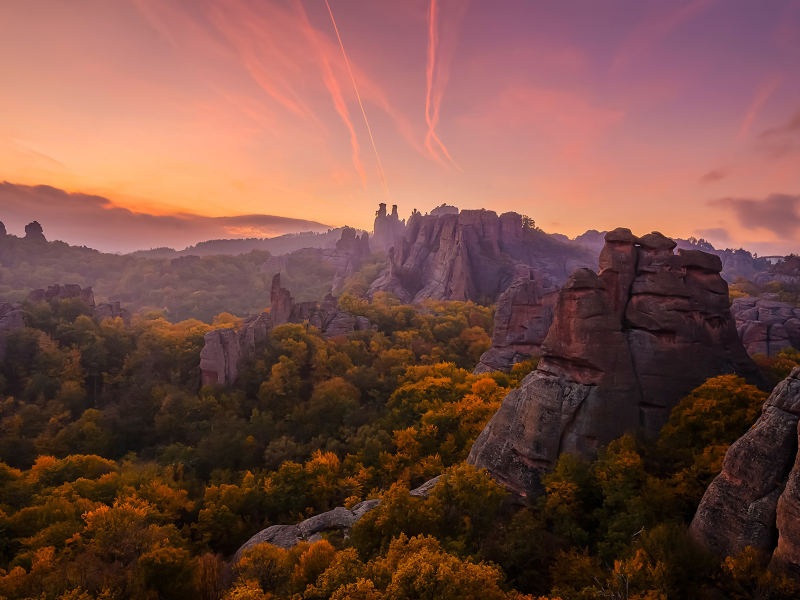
[732,297,800,356]
[467,228,760,499]
[368,209,595,304]
[473,271,557,374]
[690,368,800,579]
[371,203,406,254]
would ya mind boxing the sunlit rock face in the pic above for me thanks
[468,228,760,499]
[368,209,595,304]
[371,203,406,255]
[690,368,800,580]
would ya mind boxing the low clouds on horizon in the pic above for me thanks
[710,193,800,241]
[0,182,331,254]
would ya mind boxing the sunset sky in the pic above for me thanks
[1,0,799,254]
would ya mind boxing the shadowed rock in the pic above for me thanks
[732,297,800,356]
[24,221,46,242]
[468,228,761,499]
[690,368,800,578]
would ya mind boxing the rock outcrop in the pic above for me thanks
[474,271,557,374]
[368,209,595,304]
[753,255,800,287]
[689,368,800,579]
[94,301,130,322]
[0,302,24,360]
[27,284,96,309]
[200,313,271,386]
[0,221,6,236]
[732,297,800,356]
[371,203,406,254]
[467,228,761,499]
[24,221,46,242]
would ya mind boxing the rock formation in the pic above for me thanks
[0,302,24,360]
[27,284,95,309]
[24,221,46,242]
[753,255,800,287]
[467,228,761,499]
[200,312,271,386]
[689,368,800,579]
[371,203,406,254]
[94,301,130,322]
[731,297,800,356]
[368,209,595,304]
[474,271,557,374]
[0,221,6,236]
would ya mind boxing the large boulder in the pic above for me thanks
[468,228,761,499]
[24,221,46,242]
[690,368,800,578]
[474,271,557,374]
[731,297,800,356]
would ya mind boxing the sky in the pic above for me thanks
[1,0,799,254]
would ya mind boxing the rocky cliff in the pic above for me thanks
[732,297,800,356]
[371,203,406,254]
[689,368,800,579]
[467,228,760,498]
[368,209,595,304]
[473,271,557,374]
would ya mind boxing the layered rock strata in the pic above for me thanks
[368,209,595,304]
[474,271,557,374]
[467,228,761,498]
[689,368,800,579]
[731,297,800,356]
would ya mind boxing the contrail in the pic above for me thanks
[425,0,459,169]
[325,0,391,200]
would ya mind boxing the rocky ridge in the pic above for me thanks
[371,203,406,254]
[689,368,800,578]
[731,296,800,356]
[473,271,557,374]
[26,284,129,322]
[467,228,761,498]
[368,209,595,304]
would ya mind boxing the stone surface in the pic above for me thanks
[0,221,5,236]
[474,271,557,373]
[371,203,406,254]
[468,230,761,499]
[690,368,800,578]
[368,209,596,304]
[94,301,130,323]
[199,313,271,386]
[24,221,46,242]
[731,297,800,356]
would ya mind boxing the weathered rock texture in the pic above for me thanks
[371,203,406,254]
[467,228,761,498]
[200,312,271,386]
[474,271,557,374]
[689,368,800,579]
[0,302,24,360]
[753,255,800,287]
[368,209,595,304]
[732,297,800,356]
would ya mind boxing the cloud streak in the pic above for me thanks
[0,182,330,254]
[710,193,800,240]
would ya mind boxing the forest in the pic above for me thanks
[1,285,800,600]
[0,235,343,323]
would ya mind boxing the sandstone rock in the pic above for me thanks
[27,284,95,309]
[474,272,556,374]
[200,313,271,386]
[368,208,596,304]
[232,499,382,564]
[24,221,46,242]
[468,230,760,499]
[690,368,800,573]
[731,297,800,356]
[94,301,130,323]
[270,274,293,328]
[0,221,6,236]
[372,203,406,254]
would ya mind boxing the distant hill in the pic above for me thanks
[132,227,367,258]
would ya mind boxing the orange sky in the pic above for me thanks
[1,0,799,254]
